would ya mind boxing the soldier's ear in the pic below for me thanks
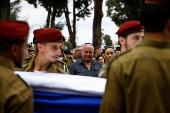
[10,44,19,57]
[37,43,43,52]
[119,37,125,46]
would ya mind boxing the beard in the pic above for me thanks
[15,52,25,68]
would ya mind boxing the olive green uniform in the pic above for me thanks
[55,54,74,72]
[100,39,170,113]
[98,65,107,78]
[54,59,68,72]
[62,54,74,68]
[0,56,34,113]
[15,56,68,74]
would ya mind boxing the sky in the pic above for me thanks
[15,0,119,46]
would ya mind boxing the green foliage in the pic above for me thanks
[53,22,65,31]
[10,0,21,20]
[106,0,144,26]
[102,34,113,46]
[75,0,92,20]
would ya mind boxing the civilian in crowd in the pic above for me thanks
[28,49,35,57]
[15,28,67,74]
[98,46,115,77]
[115,47,121,58]
[69,43,102,77]
[94,46,101,58]
[0,20,33,113]
[100,0,170,112]
[70,50,76,59]
[74,46,82,62]
[96,55,105,66]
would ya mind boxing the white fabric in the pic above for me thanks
[14,71,106,97]
[59,57,63,60]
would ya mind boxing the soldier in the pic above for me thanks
[100,0,170,113]
[55,37,74,72]
[15,28,67,74]
[0,20,33,113]
[98,21,144,78]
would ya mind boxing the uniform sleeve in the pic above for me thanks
[68,63,76,75]
[99,63,125,113]
[0,79,34,113]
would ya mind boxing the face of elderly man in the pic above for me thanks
[82,44,94,63]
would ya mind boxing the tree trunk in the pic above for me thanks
[0,0,10,21]
[64,5,74,49]
[72,0,76,49]
[51,7,57,28]
[92,0,103,49]
[46,5,51,28]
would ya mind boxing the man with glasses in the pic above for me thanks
[69,43,102,77]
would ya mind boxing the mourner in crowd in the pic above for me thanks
[0,20,33,113]
[28,49,35,57]
[96,55,105,66]
[74,46,82,62]
[69,43,102,77]
[100,0,170,112]
[70,50,76,59]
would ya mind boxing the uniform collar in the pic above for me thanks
[136,38,170,48]
[0,56,15,70]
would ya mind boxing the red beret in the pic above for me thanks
[145,0,167,5]
[116,21,144,37]
[0,20,29,40]
[34,28,63,43]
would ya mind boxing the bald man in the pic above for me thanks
[69,43,102,77]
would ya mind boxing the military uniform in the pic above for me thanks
[62,54,74,68]
[56,54,74,72]
[54,59,68,72]
[100,39,170,113]
[24,57,32,64]
[15,56,68,74]
[0,56,34,113]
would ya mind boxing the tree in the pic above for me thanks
[25,0,67,28]
[106,0,145,26]
[92,0,103,49]
[64,0,92,49]
[10,0,21,20]
[102,34,113,46]
[0,0,22,21]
